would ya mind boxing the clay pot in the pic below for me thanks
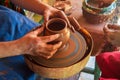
[45,18,70,49]
[24,17,94,79]
[82,0,116,24]
[24,20,93,78]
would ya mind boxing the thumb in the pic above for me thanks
[43,11,50,24]
[33,26,44,35]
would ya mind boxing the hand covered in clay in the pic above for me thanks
[103,24,120,47]
[43,6,75,32]
[18,26,62,59]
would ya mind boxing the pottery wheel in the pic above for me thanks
[28,31,87,68]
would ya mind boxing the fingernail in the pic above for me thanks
[55,34,60,37]
[59,41,62,44]
[59,41,62,45]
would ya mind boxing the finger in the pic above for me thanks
[35,41,62,55]
[46,41,62,51]
[40,34,60,42]
[58,11,75,32]
[46,49,58,59]
[58,11,68,22]
[44,13,49,23]
[44,10,51,23]
[35,42,62,58]
[33,26,44,35]
[37,49,58,59]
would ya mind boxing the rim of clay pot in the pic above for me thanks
[46,18,67,33]
[83,0,116,14]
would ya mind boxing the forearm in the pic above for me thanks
[10,0,53,15]
[0,40,24,58]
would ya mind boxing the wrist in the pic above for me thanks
[0,40,27,58]
[16,38,35,55]
[15,39,29,55]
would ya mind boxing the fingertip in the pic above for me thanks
[59,41,62,45]
[46,56,51,59]
[44,13,49,23]
[36,26,44,34]
[46,54,54,59]
[54,34,60,38]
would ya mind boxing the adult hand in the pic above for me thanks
[18,26,62,59]
[103,24,120,47]
[43,6,75,32]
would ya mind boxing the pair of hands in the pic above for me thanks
[20,7,70,59]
